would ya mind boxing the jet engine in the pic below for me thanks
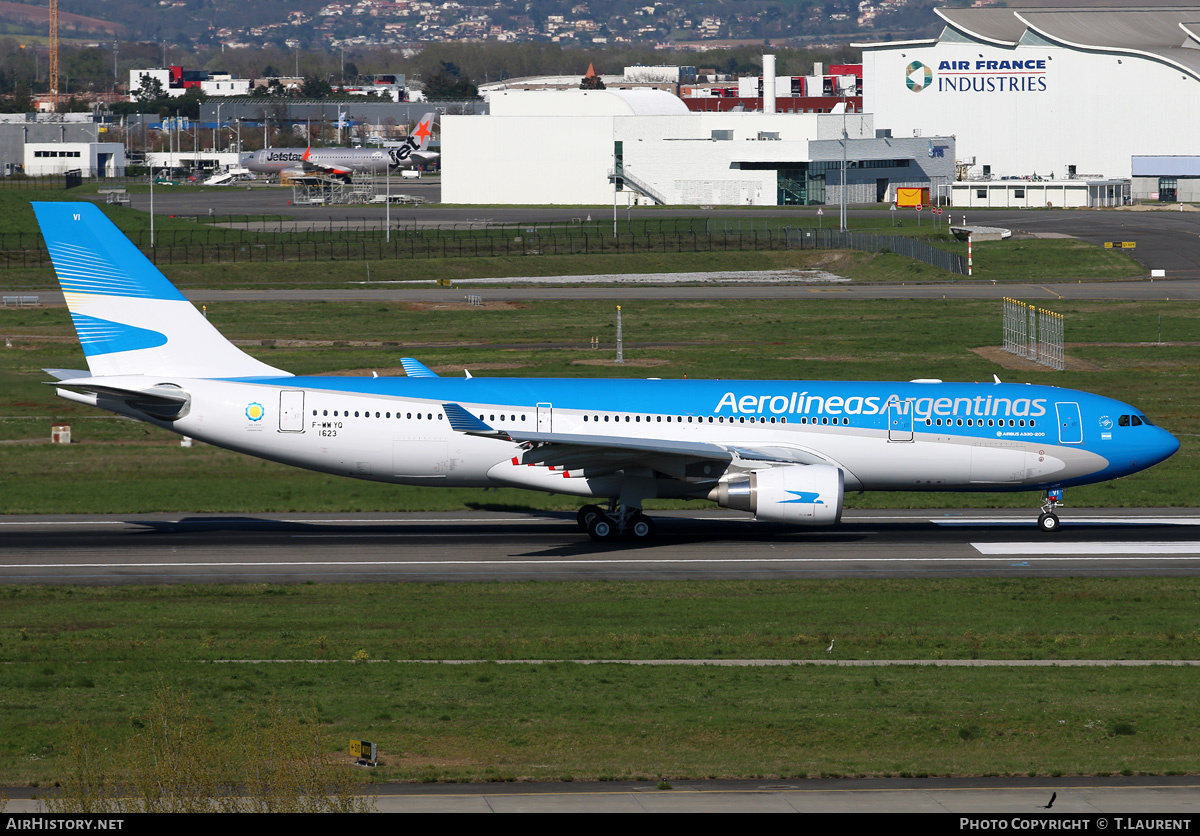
[709,464,844,526]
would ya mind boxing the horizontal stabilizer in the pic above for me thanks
[53,376,191,420]
[44,368,90,381]
[401,358,439,378]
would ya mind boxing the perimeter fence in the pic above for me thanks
[0,173,133,190]
[0,217,967,275]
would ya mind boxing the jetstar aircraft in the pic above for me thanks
[245,112,437,180]
[34,203,1179,541]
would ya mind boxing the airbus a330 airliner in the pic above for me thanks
[34,202,1179,541]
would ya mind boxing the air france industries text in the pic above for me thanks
[939,76,1048,92]
[935,58,1047,93]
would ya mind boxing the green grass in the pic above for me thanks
[0,188,1144,288]
[6,579,1199,662]
[3,579,1200,785]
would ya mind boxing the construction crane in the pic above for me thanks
[48,0,59,109]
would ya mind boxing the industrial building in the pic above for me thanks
[951,178,1127,209]
[858,5,1200,182]
[1131,156,1200,202]
[24,142,125,177]
[442,82,953,207]
[0,114,120,178]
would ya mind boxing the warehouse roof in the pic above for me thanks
[859,6,1200,80]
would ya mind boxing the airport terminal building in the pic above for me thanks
[858,6,1200,181]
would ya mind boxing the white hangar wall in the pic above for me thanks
[443,114,617,204]
[443,89,875,205]
[860,9,1200,181]
[613,112,871,207]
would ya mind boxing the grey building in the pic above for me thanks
[0,115,111,177]
[1131,156,1200,202]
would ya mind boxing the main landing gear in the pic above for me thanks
[577,502,656,542]
[1037,488,1065,534]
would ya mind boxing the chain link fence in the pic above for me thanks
[784,228,967,274]
[3,216,967,275]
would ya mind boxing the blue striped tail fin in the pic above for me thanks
[33,202,289,379]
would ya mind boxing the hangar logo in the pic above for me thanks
[905,61,933,92]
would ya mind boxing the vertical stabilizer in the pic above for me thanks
[33,202,290,379]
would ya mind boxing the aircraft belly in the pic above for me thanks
[837,435,969,489]
[837,433,1100,490]
[486,459,620,498]
[969,442,1031,484]
[393,437,449,478]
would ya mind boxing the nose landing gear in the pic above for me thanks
[1037,489,1064,533]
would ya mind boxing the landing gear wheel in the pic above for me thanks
[577,504,604,531]
[587,514,617,542]
[627,513,655,541]
[1037,512,1061,534]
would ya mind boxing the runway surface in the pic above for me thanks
[4,508,1200,585]
[5,775,1200,813]
[25,276,1200,307]
[184,276,1200,302]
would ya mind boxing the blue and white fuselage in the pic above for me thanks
[33,202,1179,540]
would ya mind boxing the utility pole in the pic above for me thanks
[839,83,848,232]
[48,0,59,111]
[615,306,624,364]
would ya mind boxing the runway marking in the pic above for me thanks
[935,517,1200,526]
[2,515,1193,528]
[973,542,1200,555]
[0,517,554,527]
[208,658,1200,667]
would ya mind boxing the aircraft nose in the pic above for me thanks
[1148,426,1181,466]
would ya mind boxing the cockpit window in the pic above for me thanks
[1118,415,1130,427]
[1140,415,1155,426]
[1131,415,1143,427]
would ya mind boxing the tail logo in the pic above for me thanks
[412,118,433,146]
[245,402,265,422]
[70,313,168,357]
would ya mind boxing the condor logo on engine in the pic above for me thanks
[780,490,823,505]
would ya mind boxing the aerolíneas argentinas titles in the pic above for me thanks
[34,202,1179,541]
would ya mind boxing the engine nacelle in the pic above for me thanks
[710,464,844,526]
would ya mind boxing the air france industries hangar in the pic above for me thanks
[857,5,1200,182]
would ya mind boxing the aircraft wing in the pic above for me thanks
[441,403,826,471]
[302,160,353,176]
